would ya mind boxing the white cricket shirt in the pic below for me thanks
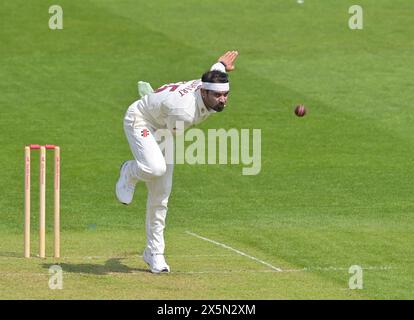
[131,63,226,132]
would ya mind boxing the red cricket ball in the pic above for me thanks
[294,104,307,117]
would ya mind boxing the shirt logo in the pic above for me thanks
[141,129,150,137]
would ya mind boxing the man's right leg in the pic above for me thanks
[115,161,137,205]
[116,111,166,204]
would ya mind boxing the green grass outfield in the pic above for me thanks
[1,0,413,299]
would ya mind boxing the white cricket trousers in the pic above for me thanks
[123,102,173,254]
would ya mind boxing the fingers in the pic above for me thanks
[223,51,237,62]
[219,50,239,62]
[228,50,239,60]
[226,51,239,65]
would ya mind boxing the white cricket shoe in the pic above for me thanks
[115,161,137,205]
[143,248,170,273]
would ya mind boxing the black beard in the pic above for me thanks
[211,104,225,112]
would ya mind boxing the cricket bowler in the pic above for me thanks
[116,51,239,273]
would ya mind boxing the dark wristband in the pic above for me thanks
[219,61,227,68]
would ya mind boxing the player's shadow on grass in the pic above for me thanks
[42,258,149,275]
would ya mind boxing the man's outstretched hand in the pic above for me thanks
[218,51,239,72]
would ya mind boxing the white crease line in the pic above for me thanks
[185,231,282,272]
